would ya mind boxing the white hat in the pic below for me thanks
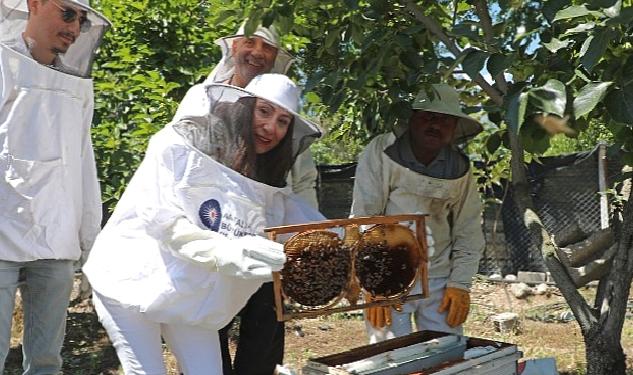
[3,0,108,18]
[206,23,294,84]
[206,73,322,156]
[412,84,483,142]
[0,0,111,77]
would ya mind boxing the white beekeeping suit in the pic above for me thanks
[0,0,110,262]
[83,73,323,335]
[0,1,110,373]
[174,23,321,207]
[351,84,485,341]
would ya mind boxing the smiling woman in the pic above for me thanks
[82,73,324,374]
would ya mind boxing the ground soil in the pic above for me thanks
[5,277,633,374]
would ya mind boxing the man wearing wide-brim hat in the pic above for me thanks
[351,84,485,342]
[0,0,110,373]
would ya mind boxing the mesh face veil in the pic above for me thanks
[172,74,321,188]
[0,0,111,77]
[205,23,294,85]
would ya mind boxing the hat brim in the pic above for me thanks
[412,108,483,143]
[3,0,111,27]
[206,83,322,144]
[66,0,112,27]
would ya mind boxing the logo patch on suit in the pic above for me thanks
[199,199,222,232]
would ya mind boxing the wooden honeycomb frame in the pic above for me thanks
[264,214,429,321]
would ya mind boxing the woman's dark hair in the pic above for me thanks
[213,96,294,187]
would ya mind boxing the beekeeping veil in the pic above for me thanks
[0,0,111,77]
[204,22,294,84]
[173,73,322,188]
[410,84,483,143]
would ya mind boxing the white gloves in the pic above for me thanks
[164,218,286,280]
[426,224,435,257]
[213,235,286,279]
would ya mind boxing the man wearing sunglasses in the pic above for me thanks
[0,0,110,373]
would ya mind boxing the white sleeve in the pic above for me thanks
[350,136,390,217]
[447,171,485,290]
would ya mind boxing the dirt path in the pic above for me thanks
[6,279,633,374]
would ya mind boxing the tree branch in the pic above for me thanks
[403,0,504,106]
[559,228,615,267]
[474,0,508,94]
[554,222,586,248]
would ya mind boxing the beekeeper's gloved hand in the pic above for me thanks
[364,296,392,329]
[364,294,404,329]
[213,235,286,279]
[164,218,285,280]
[438,287,470,327]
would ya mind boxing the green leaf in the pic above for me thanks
[573,82,612,117]
[605,6,633,24]
[605,85,633,123]
[543,38,571,53]
[579,28,610,71]
[344,0,359,10]
[304,91,322,104]
[529,79,567,117]
[461,49,490,79]
[487,53,513,76]
[261,10,276,27]
[505,84,529,134]
[553,5,601,21]
[590,0,619,7]
[603,0,622,18]
[486,131,503,154]
[563,22,595,35]
[452,22,481,40]
[543,0,571,23]
[324,28,341,49]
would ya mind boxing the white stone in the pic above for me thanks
[533,283,549,295]
[491,312,520,332]
[510,282,532,299]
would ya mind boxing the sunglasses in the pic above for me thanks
[51,1,91,32]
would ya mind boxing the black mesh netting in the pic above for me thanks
[316,146,626,276]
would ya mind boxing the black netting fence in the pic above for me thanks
[316,145,626,275]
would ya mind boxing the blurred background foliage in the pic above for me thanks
[90,0,627,213]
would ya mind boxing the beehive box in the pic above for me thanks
[264,214,429,321]
[303,331,521,375]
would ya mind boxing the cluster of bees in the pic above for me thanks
[281,238,417,307]
[281,242,351,307]
[355,243,415,297]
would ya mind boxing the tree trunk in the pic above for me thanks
[507,130,631,375]
[585,329,627,375]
